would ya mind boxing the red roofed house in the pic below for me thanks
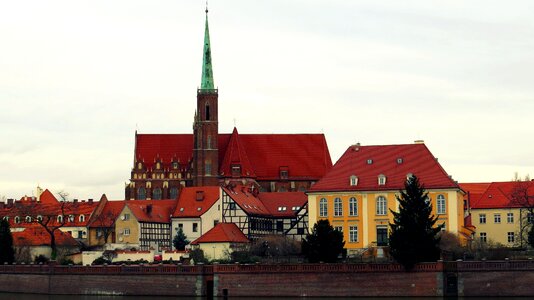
[11,225,80,262]
[307,142,466,255]
[221,184,309,240]
[462,180,534,246]
[87,195,126,246]
[124,11,332,200]
[171,186,222,244]
[190,223,249,260]
[114,200,176,252]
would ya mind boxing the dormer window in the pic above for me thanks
[68,215,75,222]
[350,175,358,186]
[397,158,403,164]
[367,159,373,165]
[172,162,179,169]
[231,164,241,177]
[378,174,386,185]
[406,173,414,181]
[25,216,32,223]
[57,215,64,223]
[14,216,20,224]
[79,215,85,222]
[280,167,289,180]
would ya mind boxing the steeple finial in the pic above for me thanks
[200,2,214,90]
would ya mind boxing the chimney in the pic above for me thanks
[73,199,78,203]
[414,140,425,144]
[7,199,13,207]
[88,199,94,204]
[196,191,204,201]
[0,203,4,210]
[146,204,153,214]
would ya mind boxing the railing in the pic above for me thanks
[3,260,534,275]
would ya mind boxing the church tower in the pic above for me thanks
[193,8,219,186]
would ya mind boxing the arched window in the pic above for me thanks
[14,216,20,224]
[79,215,85,223]
[205,104,211,120]
[376,196,387,215]
[37,215,43,222]
[138,187,146,200]
[153,188,162,200]
[57,215,64,223]
[170,187,179,200]
[334,198,343,216]
[437,194,446,214]
[138,162,142,170]
[319,198,328,217]
[25,216,32,223]
[349,197,358,216]
[68,215,74,222]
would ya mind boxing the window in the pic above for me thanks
[437,194,446,214]
[170,187,179,200]
[229,202,236,210]
[319,198,328,217]
[334,198,343,216]
[57,215,64,223]
[25,216,31,223]
[528,213,534,224]
[350,175,358,186]
[153,188,162,200]
[397,158,403,164]
[507,212,514,223]
[349,197,358,216]
[207,135,212,149]
[193,223,198,233]
[205,160,212,175]
[79,215,85,223]
[172,162,179,169]
[367,159,373,165]
[36,215,42,222]
[138,187,146,200]
[178,223,183,229]
[231,164,241,177]
[280,167,289,179]
[68,215,74,222]
[494,214,501,224]
[480,232,487,243]
[378,174,386,185]
[205,104,211,120]
[334,226,343,233]
[376,226,388,246]
[376,196,387,215]
[479,214,486,224]
[123,228,130,236]
[349,226,358,243]
[122,214,130,221]
[507,232,515,243]
[277,221,284,232]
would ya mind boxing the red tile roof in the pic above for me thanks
[88,200,126,228]
[12,225,79,247]
[125,200,176,223]
[191,223,249,244]
[310,143,459,192]
[459,182,491,207]
[172,187,220,218]
[465,181,534,209]
[258,192,307,217]
[219,128,256,178]
[222,186,270,216]
[135,131,332,180]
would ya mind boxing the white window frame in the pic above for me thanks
[437,194,446,215]
[350,175,358,186]
[349,197,358,216]
[349,226,358,243]
[123,228,131,236]
[334,198,343,217]
[507,232,515,243]
[334,226,343,233]
[507,212,514,223]
[376,196,387,216]
[319,198,328,217]
[494,214,501,224]
[479,214,486,224]
[480,232,487,242]
[378,174,386,185]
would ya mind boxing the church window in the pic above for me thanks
[138,187,146,200]
[152,173,155,179]
[205,160,212,175]
[205,104,211,120]
[153,188,162,200]
[170,187,179,200]
[138,163,142,170]
[133,174,137,179]
[172,162,178,169]
[207,135,212,149]
[143,173,146,179]
[156,162,161,169]
[319,198,328,217]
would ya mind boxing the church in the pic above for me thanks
[125,10,332,200]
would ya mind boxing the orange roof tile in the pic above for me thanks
[222,185,270,216]
[191,223,249,244]
[172,187,220,218]
[12,225,79,247]
[88,200,126,228]
[310,143,459,192]
[125,199,176,223]
[219,128,256,178]
[258,192,307,217]
[467,181,534,209]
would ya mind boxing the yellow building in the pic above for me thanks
[307,142,467,255]
[462,181,534,247]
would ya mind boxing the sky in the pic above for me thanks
[1,0,533,200]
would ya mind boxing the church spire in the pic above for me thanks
[200,7,214,90]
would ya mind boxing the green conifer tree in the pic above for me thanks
[389,175,442,270]
[302,219,345,263]
[173,228,190,251]
[0,219,15,264]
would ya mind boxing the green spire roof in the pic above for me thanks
[200,11,214,90]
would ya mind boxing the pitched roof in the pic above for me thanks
[309,143,459,192]
[459,182,491,206]
[222,186,270,216]
[191,223,249,244]
[125,199,176,223]
[219,128,256,178]
[172,187,220,218]
[12,226,79,247]
[258,192,307,217]
[88,200,126,228]
[466,181,534,209]
[135,132,332,180]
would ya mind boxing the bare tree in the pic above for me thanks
[510,178,534,248]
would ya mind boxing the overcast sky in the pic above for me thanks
[1,1,533,200]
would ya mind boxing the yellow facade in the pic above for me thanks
[115,206,141,247]
[308,189,464,253]
[471,208,522,246]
